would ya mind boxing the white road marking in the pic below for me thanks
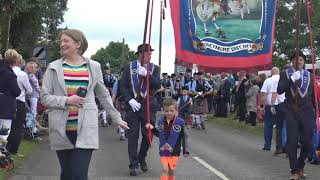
[193,156,230,180]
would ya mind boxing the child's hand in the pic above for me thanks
[145,123,154,129]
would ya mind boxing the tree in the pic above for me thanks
[91,39,138,74]
[274,0,320,63]
[0,0,68,60]
[272,55,289,70]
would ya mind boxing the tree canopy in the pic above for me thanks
[0,0,68,61]
[90,39,138,74]
[274,0,319,65]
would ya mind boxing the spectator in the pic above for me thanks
[270,67,287,156]
[25,62,41,135]
[245,77,260,126]
[28,57,43,84]
[260,67,281,151]
[6,54,32,154]
[235,70,247,122]
[0,50,21,140]
[217,72,232,117]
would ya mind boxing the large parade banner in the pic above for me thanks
[170,0,276,71]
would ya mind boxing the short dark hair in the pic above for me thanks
[135,44,154,55]
[289,50,306,61]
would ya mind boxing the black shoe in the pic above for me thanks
[140,161,148,172]
[129,168,137,176]
[262,147,270,151]
[310,159,319,165]
[307,157,312,162]
[273,149,284,156]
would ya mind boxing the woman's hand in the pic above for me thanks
[118,120,130,130]
[66,95,85,107]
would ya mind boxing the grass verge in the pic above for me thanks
[207,113,265,137]
[0,139,41,179]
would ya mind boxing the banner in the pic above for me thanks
[169,0,276,72]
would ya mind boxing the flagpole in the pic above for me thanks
[293,0,301,112]
[159,0,163,67]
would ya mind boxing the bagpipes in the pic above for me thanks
[178,94,199,111]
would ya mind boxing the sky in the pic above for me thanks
[62,0,176,74]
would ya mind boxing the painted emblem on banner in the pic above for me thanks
[190,0,266,53]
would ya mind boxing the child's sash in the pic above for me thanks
[158,117,184,156]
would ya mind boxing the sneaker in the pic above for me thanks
[0,127,9,136]
[107,116,112,125]
[120,135,125,141]
[101,120,107,127]
[33,137,42,142]
[298,169,306,179]
[0,139,8,145]
[200,122,206,129]
[289,173,299,180]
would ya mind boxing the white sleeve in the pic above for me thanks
[260,79,268,93]
[270,80,278,93]
[22,73,33,95]
[177,97,181,106]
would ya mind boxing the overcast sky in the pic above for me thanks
[62,0,175,73]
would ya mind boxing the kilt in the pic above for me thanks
[192,97,208,114]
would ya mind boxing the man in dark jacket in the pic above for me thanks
[120,44,161,176]
[218,72,232,117]
[277,51,315,180]
[0,50,21,140]
[235,71,247,122]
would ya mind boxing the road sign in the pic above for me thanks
[175,65,187,74]
[33,46,47,67]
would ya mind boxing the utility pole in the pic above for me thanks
[2,0,15,52]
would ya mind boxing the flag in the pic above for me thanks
[169,0,276,72]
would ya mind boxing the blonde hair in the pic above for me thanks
[60,29,88,55]
[4,49,19,65]
[21,57,26,66]
[162,98,178,109]
[271,67,279,75]
[29,57,39,64]
[27,62,37,66]
[15,54,23,65]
